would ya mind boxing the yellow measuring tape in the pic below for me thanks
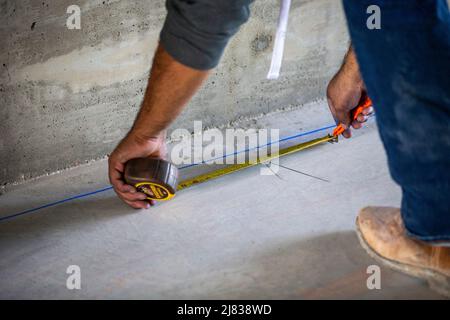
[177,134,337,191]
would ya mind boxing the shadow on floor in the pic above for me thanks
[192,231,442,300]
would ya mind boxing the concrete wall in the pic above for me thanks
[0,0,349,186]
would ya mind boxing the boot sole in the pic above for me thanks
[355,217,450,298]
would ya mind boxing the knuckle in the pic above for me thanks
[131,202,144,209]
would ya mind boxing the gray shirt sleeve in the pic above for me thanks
[160,0,253,70]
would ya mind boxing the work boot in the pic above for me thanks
[356,206,450,298]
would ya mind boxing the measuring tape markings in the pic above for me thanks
[178,134,336,190]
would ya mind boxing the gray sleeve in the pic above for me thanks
[160,0,253,70]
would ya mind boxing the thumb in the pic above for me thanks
[335,106,353,139]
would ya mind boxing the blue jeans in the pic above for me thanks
[343,0,450,242]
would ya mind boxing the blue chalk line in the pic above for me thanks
[0,124,336,222]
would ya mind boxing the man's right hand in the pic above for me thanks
[107,44,209,209]
[326,46,373,138]
[108,131,167,209]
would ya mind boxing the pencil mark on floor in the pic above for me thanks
[270,162,330,183]
[263,162,284,181]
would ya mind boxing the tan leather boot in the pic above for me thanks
[356,206,450,297]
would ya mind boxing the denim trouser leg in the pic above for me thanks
[342,0,450,242]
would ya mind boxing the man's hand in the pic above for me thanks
[327,46,373,138]
[108,131,166,209]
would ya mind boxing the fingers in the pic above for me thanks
[111,175,151,209]
[121,196,157,209]
[350,106,374,130]
[119,188,148,202]
[336,109,353,139]
[364,106,374,116]
[113,181,151,209]
[108,162,136,196]
[109,166,130,193]
[117,187,158,210]
[342,125,352,139]
[123,198,151,210]
[108,157,152,210]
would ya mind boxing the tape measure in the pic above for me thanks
[124,134,337,202]
[124,158,178,201]
[178,134,337,191]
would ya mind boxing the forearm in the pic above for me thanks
[340,45,364,88]
[131,44,210,140]
[130,0,253,140]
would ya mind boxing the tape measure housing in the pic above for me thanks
[124,158,178,201]
[135,182,175,201]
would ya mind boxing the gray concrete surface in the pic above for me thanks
[0,105,442,299]
[0,0,349,185]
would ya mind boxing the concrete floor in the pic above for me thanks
[0,116,443,299]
